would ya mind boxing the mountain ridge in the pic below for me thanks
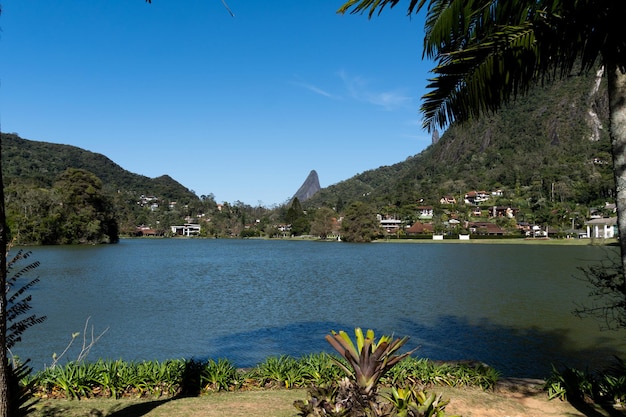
[1,133,198,203]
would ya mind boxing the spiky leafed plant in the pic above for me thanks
[5,249,46,415]
[6,250,46,350]
[325,328,417,397]
[296,328,417,416]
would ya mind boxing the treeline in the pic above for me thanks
[6,169,118,245]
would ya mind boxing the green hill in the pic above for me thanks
[304,69,614,217]
[1,133,197,203]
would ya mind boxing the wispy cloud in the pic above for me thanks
[339,70,413,110]
[290,80,340,99]
[291,71,414,110]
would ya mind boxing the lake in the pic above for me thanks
[11,238,626,378]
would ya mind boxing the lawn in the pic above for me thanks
[29,383,622,417]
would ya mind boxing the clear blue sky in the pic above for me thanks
[0,1,434,206]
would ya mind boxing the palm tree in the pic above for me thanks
[338,0,626,275]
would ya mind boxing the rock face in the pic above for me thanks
[292,170,321,202]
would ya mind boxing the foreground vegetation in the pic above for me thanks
[25,357,626,417]
[26,355,498,401]
[20,329,500,416]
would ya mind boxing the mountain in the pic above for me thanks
[292,170,321,202]
[1,133,198,203]
[303,68,614,213]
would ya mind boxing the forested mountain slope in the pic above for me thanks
[1,133,197,202]
[304,69,614,213]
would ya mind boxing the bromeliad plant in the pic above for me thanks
[325,328,417,397]
[295,328,420,417]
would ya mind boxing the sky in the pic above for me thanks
[0,1,435,207]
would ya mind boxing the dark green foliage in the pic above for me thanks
[341,202,380,242]
[2,133,201,243]
[6,250,46,350]
[545,358,626,406]
[286,198,311,236]
[6,169,119,245]
[5,250,46,416]
[1,133,196,202]
[7,360,37,417]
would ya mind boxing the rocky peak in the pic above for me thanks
[292,170,321,202]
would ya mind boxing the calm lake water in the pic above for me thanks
[12,238,626,378]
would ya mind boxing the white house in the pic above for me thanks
[585,217,617,239]
[170,223,201,236]
[378,215,402,232]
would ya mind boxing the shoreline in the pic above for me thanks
[373,237,619,246]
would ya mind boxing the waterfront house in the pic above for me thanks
[378,215,402,233]
[170,223,201,236]
[406,222,434,235]
[467,221,505,236]
[585,217,617,239]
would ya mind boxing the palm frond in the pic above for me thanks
[337,0,424,18]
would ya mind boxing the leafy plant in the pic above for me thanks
[325,328,417,396]
[298,353,345,386]
[201,358,240,392]
[6,249,46,415]
[6,249,46,350]
[296,328,420,416]
[7,360,37,417]
[252,355,302,388]
[386,386,458,417]
[545,364,594,402]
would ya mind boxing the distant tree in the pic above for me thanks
[291,217,311,236]
[341,202,381,242]
[285,198,310,235]
[310,207,336,239]
[53,169,119,244]
[286,198,304,225]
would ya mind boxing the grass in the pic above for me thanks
[29,384,616,417]
[31,389,304,417]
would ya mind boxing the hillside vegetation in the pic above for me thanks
[304,69,614,221]
[1,69,616,243]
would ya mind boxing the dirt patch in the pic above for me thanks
[439,378,624,417]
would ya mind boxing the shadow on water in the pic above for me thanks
[396,316,624,378]
[203,321,348,367]
[203,317,624,379]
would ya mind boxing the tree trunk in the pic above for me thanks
[607,64,626,280]
[0,133,8,417]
